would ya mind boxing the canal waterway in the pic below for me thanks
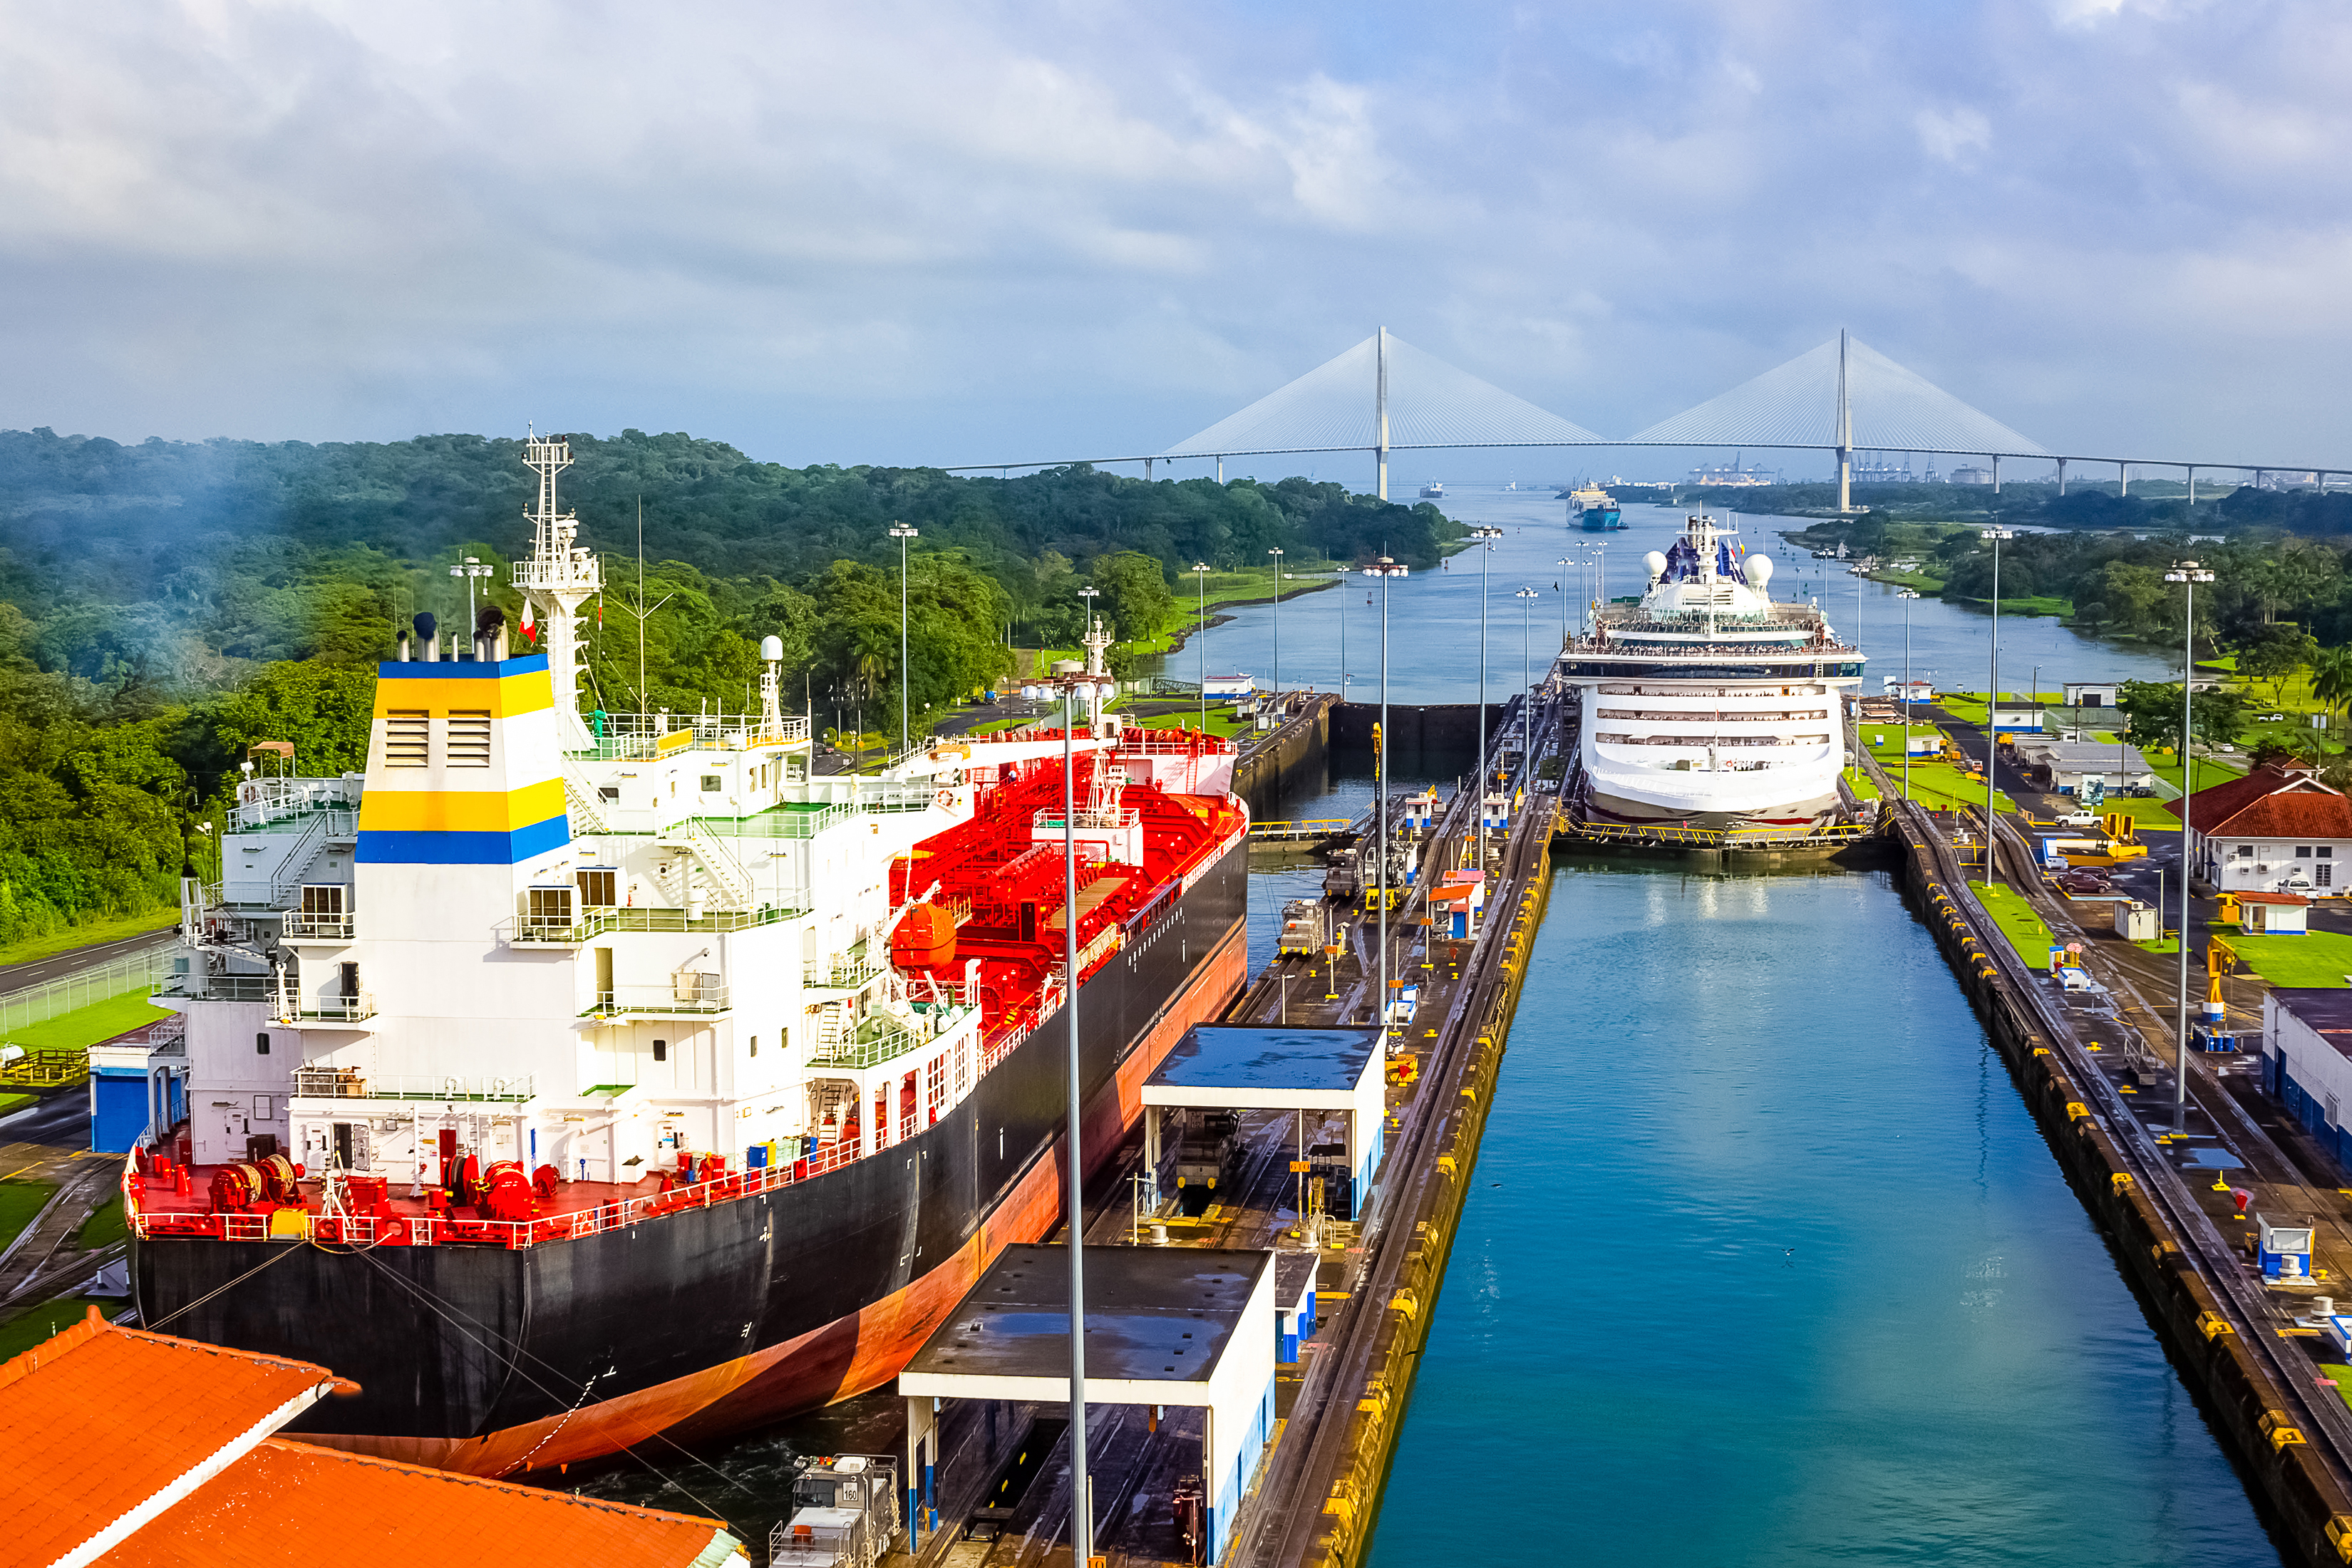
[1160,482,2178,706]
[1366,860,2281,1567]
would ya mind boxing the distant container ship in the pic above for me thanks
[1567,483,1624,530]
[125,438,1250,1477]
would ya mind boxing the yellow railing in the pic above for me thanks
[1249,817,1353,841]
[1554,817,1868,850]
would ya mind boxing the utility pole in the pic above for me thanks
[2165,560,2215,1136]
[1268,548,1284,713]
[1981,528,2014,874]
[889,523,919,751]
[1470,527,1503,788]
[1365,557,1408,1039]
[1898,589,1920,801]
[1192,564,1211,735]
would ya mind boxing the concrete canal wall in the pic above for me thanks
[1234,695,1332,816]
[1889,799,2352,1568]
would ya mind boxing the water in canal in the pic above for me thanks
[1366,860,2280,1567]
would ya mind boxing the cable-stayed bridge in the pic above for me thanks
[945,330,2343,510]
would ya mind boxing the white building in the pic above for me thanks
[2174,765,2352,895]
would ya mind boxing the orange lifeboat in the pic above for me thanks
[892,902,957,969]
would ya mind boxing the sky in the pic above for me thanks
[4,0,2348,482]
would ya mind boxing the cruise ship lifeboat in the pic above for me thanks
[891,902,957,969]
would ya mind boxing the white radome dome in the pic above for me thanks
[1745,556,1775,590]
[1644,550,1668,582]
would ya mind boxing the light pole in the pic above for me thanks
[1897,589,1921,801]
[1053,660,1098,1568]
[889,524,919,751]
[1470,527,1503,785]
[1515,587,1539,765]
[450,555,492,648]
[1268,547,1284,713]
[2165,560,2215,1136]
[1592,542,1607,626]
[1554,557,1576,646]
[1981,528,2014,872]
[1192,564,1210,734]
[1364,557,1409,1040]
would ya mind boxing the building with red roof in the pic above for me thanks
[2168,763,2352,895]
[1,1309,746,1568]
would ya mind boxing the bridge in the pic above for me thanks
[947,328,2342,512]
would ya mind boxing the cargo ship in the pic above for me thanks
[1558,512,1865,827]
[125,438,1249,1477]
[1567,483,1624,530]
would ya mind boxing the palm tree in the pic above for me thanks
[2312,646,2352,737]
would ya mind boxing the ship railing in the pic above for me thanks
[289,991,378,1025]
[152,971,276,1004]
[804,951,887,989]
[804,1020,929,1071]
[229,777,363,832]
[282,911,357,940]
[123,1134,891,1248]
[584,981,730,1017]
[498,903,803,946]
[567,713,810,761]
[289,1071,536,1103]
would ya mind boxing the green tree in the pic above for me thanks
[195,662,378,789]
[1089,552,1175,643]
[2116,681,2247,755]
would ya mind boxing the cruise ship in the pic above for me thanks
[123,438,1249,1477]
[1558,513,1865,827]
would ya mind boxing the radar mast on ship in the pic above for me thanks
[511,435,603,751]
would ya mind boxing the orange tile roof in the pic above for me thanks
[2209,788,2352,840]
[0,1308,351,1568]
[2164,763,2304,827]
[2233,890,2312,905]
[96,1438,741,1568]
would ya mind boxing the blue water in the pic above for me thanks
[1366,862,2279,1567]
[1155,483,2177,706]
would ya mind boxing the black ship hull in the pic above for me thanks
[130,834,1249,1476]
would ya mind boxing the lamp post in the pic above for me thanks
[2164,560,2215,1136]
[889,524,919,751]
[1470,527,1503,787]
[1363,557,1409,1040]
[450,555,492,647]
[1981,528,2014,871]
[1592,542,1607,626]
[1515,587,1540,765]
[1897,589,1921,801]
[1268,547,1285,713]
[1192,564,1210,733]
[1055,659,1095,1568]
[1555,557,1576,646]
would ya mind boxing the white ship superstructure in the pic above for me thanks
[1559,513,1865,827]
[154,437,1207,1192]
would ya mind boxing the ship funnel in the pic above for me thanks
[1745,555,1775,591]
[414,611,439,662]
[1643,550,1668,582]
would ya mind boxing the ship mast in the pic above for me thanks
[512,435,603,751]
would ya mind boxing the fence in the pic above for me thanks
[0,947,177,1038]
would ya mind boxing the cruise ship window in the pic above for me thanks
[385,711,428,767]
[701,773,723,793]
[446,711,492,766]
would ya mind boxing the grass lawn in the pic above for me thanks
[2219,929,2352,989]
[5,993,173,1053]
[1128,708,1249,740]
[0,1298,110,1361]
[1875,758,2016,815]
[2147,753,2250,795]
[2323,1365,2352,1413]
[1969,881,2057,965]
[0,908,179,974]
[71,1196,125,1249]
[0,1093,31,1117]
[1941,595,2074,617]
[0,1180,57,1257]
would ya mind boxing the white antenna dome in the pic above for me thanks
[1643,550,1668,581]
[760,634,784,663]
[1745,556,1775,589]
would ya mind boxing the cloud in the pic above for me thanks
[1914,107,1992,167]
[1,0,2350,473]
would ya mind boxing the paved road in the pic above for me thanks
[0,1089,89,1152]
[0,926,176,995]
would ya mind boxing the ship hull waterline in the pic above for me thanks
[132,835,1249,1480]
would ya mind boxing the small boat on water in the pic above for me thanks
[1420,480,1444,499]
